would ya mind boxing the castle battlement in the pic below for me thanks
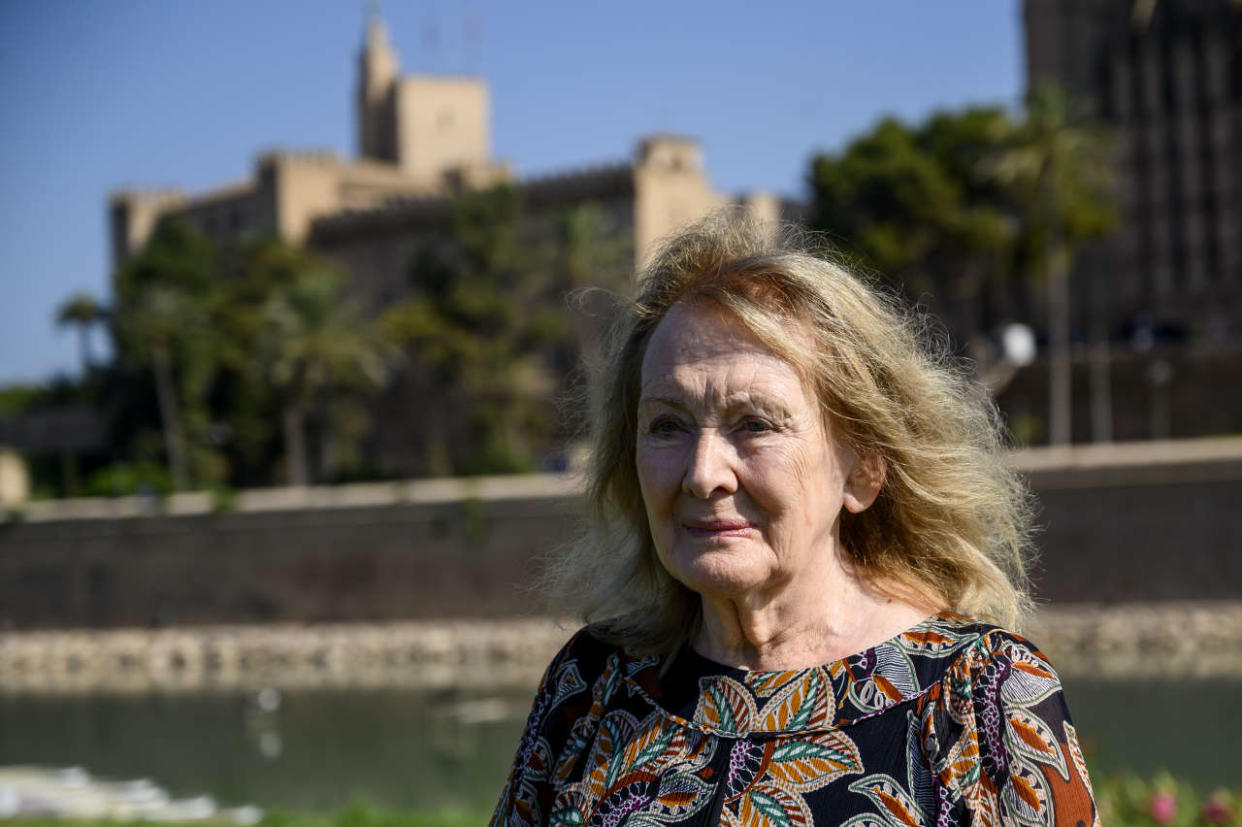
[257,149,344,169]
[108,14,740,306]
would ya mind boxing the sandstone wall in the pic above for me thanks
[2,442,1239,630]
[0,489,579,629]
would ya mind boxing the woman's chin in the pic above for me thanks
[663,547,771,599]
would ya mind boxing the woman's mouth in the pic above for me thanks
[683,519,755,539]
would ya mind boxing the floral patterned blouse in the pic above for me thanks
[490,612,1099,827]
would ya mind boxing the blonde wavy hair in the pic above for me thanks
[547,213,1035,655]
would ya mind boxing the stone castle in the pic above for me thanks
[107,15,794,477]
[106,4,1242,462]
[110,15,786,290]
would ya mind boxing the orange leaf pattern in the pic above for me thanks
[491,614,1099,827]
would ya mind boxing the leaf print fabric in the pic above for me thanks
[491,613,1099,827]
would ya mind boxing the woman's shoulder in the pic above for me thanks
[913,612,1076,760]
[533,624,640,694]
[552,624,637,663]
[930,611,1060,680]
[914,618,1099,824]
[548,624,617,662]
[897,611,1064,706]
[904,610,1052,662]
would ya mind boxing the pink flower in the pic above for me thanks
[1149,791,1177,824]
[1202,795,1233,825]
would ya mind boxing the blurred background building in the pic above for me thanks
[1026,0,1241,340]
[105,14,790,478]
[998,0,1242,443]
[111,15,786,298]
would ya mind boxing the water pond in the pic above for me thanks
[1,677,1238,814]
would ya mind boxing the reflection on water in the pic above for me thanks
[1,678,1238,813]
[1065,678,1242,787]
[0,688,532,812]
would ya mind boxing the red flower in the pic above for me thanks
[1149,791,1177,824]
[1202,794,1233,825]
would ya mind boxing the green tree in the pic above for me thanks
[114,284,196,491]
[808,98,1117,443]
[992,85,1117,445]
[256,248,387,486]
[55,292,107,376]
[808,108,1017,347]
[112,220,220,490]
[382,185,575,476]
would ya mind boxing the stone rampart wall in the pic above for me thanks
[2,440,1240,630]
[0,484,580,628]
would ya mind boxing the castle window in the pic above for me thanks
[437,108,454,130]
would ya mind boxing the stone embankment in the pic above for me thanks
[1027,601,1242,679]
[1,602,1239,695]
[0,618,574,694]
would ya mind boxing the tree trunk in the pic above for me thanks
[319,425,337,483]
[77,327,92,376]
[1047,250,1073,446]
[59,449,80,497]
[283,400,309,486]
[1088,262,1113,443]
[151,343,189,491]
[318,400,338,483]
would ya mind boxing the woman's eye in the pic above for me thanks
[741,418,772,434]
[648,417,682,435]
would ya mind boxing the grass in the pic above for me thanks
[3,775,1240,827]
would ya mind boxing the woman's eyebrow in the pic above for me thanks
[725,397,792,420]
[638,390,791,417]
[636,394,685,410]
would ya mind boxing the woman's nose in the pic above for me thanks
[682,430,737,499]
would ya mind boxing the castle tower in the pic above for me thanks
[633,135,724,266]
[357,12,399,163]
[354,13,494,186]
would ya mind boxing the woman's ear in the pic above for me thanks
[842,450,885,514]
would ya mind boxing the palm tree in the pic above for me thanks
[115,285,200,491]
[993,86,1116,445]
[259,256,387,486]
[111,219,222,491]
[56,292,106,376]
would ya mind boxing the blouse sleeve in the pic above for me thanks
[488,629,592,827]
[928,630,1100,827]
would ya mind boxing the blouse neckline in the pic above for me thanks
[620,611,989,737]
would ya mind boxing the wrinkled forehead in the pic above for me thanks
[640,299,817,390]
[638,300,824,415]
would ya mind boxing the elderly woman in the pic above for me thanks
[491,217,1097,826]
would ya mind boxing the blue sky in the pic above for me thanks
[0,1,1024,384]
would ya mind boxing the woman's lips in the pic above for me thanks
[683,519,755,538]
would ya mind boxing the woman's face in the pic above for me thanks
[636,300,865,602]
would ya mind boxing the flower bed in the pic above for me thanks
[1098,773,1239,826]
[2,776,1238,827]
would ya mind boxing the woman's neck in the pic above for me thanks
[692,563,933,671]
